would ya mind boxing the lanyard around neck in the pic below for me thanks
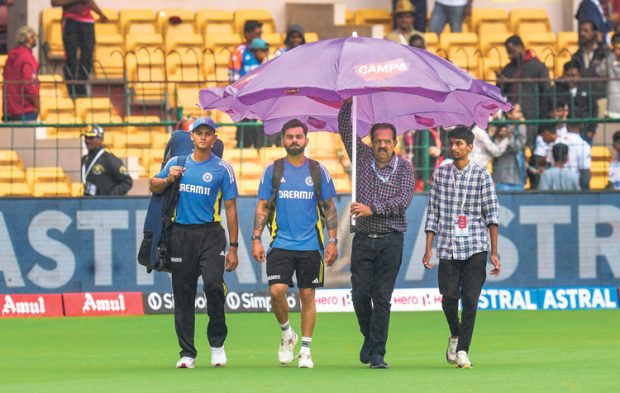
[371,156,398,183]
[82,149,105,181]
[452,165,472,212]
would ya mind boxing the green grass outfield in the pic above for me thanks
[1,310,619,393]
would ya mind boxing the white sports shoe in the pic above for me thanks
[446,337,458,364]
[456,350,472,368]
[298,352,314,369]
[176,356,195,369]
[211,346,227,367]
[278,330,298,364]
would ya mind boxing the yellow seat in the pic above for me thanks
[32,182,72,197]
[259,147,284,164]
[479,32,512,66]
[165,24,203,53]
[422,32,440,55]
[75,97,115,122]
[233,9,276,34]
[509,8,550,35]
[119,9,157,35]
[517,21,550,36]
[305,32,320,43]
[441,33,480,75]
[40,96,75,120]
[478,22,508,37]
[0,182,32,197]
[345,9,355,25]
[590,176,608,189]
[42,8,63,60]
[26,166,68,185]
[354,9,392,32]
[156,9,195,35]
[204,33,242,71]
[0,166,26,182]
[471,8,508,34]
[224,148,260,164]
[556,31,579,76]
[196,9,234,36]
[522,32,557,76]
[592,146,612,160]
[71,182,84,197]
[113,131,153,149]
[263,33,283,54]
[94,45,125,80]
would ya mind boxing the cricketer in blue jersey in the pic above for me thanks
[149,117,238,370]
[252,119,339,369]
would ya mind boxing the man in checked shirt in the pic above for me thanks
[338,100,415,369]
[422,126,501,369]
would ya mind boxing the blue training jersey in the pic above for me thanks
[157,154,238,224]
[240,49,260,77]
[258,158,336,251]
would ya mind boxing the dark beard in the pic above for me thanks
[284,145,305,156]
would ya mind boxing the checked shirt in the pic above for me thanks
[425,162,499,260]
[338,102,415,234]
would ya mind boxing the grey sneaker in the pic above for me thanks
[446,337,458,364]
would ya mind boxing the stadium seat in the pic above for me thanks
[471,8,508,35]
[94,44,125,80]
[151,131,170,149]
[0,182,31,197]
[113,132,153,149]
[304,32,320,43]
[233,9,276,34]
[422,33,440,55]
[354,9,392,32]
[517,21,550,37]
[196,9,234,36]
[32,182,72,197]
[441,33,480,76]
[165,24,203,54]
[169,83,203,116]
[75,97,116,123]
[556,32,579,76]
[41,8,63,59]
[224,148,260,164]
[259,147,285,165]
[0,54,7,75]
[0,166,26,183]
[26,167,69,185]
[204,33,242,73]
[479,32,512,65]
[119,9,157,35]
[509,9,550,35]
[40,96,75,121]
[263,32,283,54]
[345,9,355,25]
[156,9,195,35]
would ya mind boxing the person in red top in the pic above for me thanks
[51,0,108,98]
[3,26,39,121]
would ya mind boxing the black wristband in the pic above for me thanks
[251,235,261,241]
[229,242,239,248]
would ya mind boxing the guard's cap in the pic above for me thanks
[82,124,104,138]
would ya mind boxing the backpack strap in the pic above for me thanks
[308,158,323,203]
[266,158,285,211]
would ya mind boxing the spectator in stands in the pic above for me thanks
[533,123,560,170]
[595,33,620,117]
[429,0,472,35]
[571,20,608,104]
[81,125,132,196]
[539,143,580,191]
[576,0,619,43]
[469,122,510,171]
[386,0,423,45]
[2,26,38,121]
[497,35,551,149]
[408,33,425,49]
[51,0,108,98]
[550,99,570,137]
[555,60,599,142]
[555,120,592,190]
[394,0,427,32]
[240,38,269,77]
[492,104,528,191]
[229,20,262,82]
[274,25,305,57]
[608,130,620,189]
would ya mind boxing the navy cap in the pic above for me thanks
[190,117,218,132]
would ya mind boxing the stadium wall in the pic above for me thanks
[1,193,619,295]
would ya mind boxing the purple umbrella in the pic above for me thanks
[200,34,511,201]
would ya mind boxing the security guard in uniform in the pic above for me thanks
[81,125,133,196]
[149,117,239,370]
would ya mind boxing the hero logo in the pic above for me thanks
[82,293,126,312]
[355,59,410,81]
[2,295,46,316]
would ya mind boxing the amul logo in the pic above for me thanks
[355,59,409,81]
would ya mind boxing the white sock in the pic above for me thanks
[280,321,292,336]
[301,336,312,353]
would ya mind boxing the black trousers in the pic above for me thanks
[62,18,94,98]
[351,232,404,356]
[170,223,227,358]
[438,252,487,353]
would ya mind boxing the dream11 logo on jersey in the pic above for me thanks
[354,59,410,81]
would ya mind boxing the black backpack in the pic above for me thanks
[266,158,327,248]
[137,155,187,273]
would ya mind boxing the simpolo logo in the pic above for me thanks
[355,59,410,81]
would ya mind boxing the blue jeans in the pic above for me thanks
[429,2,466,34]
[495,183,525,192]
[5,112,38,121]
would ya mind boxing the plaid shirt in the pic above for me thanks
[338,102,415,234]
[425,162,499,260]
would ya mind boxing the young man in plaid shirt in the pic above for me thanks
[423,126,501,369]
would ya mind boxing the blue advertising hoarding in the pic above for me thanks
[1,193,619,294]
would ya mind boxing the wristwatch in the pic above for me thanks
[251,235,261,241]
[328,237,338,244]
[229,242,239,248]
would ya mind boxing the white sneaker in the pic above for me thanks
[456,350,472,368]
[446,337,458,364]
[211,346,227,367]
[298,352,314,368]
[278,330,298,364]
[176,356,195,369]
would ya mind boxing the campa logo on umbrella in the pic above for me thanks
[355,59,410,81]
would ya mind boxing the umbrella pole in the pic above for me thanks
[351,95,357,227]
